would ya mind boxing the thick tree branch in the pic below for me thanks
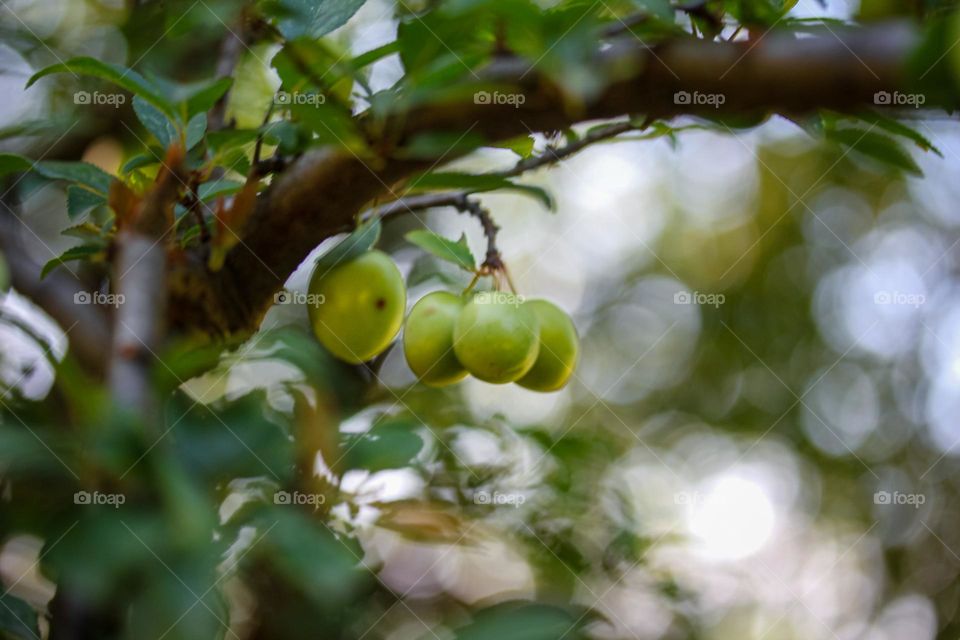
[177,22,924,337]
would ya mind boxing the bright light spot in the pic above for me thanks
[686,474,775,561]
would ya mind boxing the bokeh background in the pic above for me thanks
[2,0,960,639]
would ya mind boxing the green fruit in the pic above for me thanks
[453,292,540,384]
[404,291,468,386]
[517,300,579,392]
[307,250,406,364]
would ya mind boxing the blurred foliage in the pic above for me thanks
[1,0,960,639]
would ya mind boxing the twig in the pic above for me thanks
[499,120,637,178]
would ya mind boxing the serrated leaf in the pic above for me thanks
[35,161,114,194]
[265,0,369,40]
[61,221,107,241]
[41,245,105,279]
[405,230,476,272]
[826,128,923,176]
[67,185,106,219]
[26,56,175,118]
[410,171,554,209]
[133,96,178,148]
[185,112,207,150]
[0,593,40,640]
[314,218,382,271]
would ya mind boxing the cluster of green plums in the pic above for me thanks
[306,250,579,391]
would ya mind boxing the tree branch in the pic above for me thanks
[174,22,923,337]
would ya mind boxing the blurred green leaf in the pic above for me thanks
[342,417,424,471]
[34,161,114,195]
[0,153,32,178]
[406,230,477,272]
[41,245,105,279]
[410,171,554,209]
[26,57,175,118]
[826,127,923,175]
[453,601,586,640]
[0,593,40,640]
[133,96,178,148]
[67,185,107,219]
[314,218,382,271]
[263,0,369,39]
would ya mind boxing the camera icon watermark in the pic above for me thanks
[673,290,725,308]
[473,91,526,108]
[274,490,325,506]
[73,91,126,108]
[674,91,726,109]
[474,291,526,307]
[275,91,326,108]
[274,290,326,306]
[473,490,525,508]
[873,290,925,309]
[74,490,126,508]
[74,291,125,308]
[874,490,925,508]
[874,91,925,109]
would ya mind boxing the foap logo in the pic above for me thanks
[473,91,526,108]
[873,290,925,308]
[874,91,926,109]
[674,90,726,109]
[74,291,125,308]
[74,91,126,108]
[275,91,327,108]
[474,490,526,508]
[874,490,925,508]
[673,491,703,505]
[474,291,525,307]
[674,290,725,308]
[274,490,326,506]
[74,491,126,508]
[274,290,326,306]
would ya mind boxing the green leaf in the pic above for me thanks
[121,153,159,174]
[197,179,244,201]
[453,601,586,640]
[314,218,381,271]
[491,135,536,159]
[350,41,401,69]
[826,128,923,176]
[342,417,424,471]
[405,230,476,272]
[35,161,114,195]
[849,111,942,156]
[26,56,175,118]
[0,153,32,179]
[41,245,105,279]
[185,113,207,150]
[265,0,369,40]
[66,185,106,219]
[0,593,40,640]
[133,96,178,148]
[410,171,554,209]
[183,77,233,117]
